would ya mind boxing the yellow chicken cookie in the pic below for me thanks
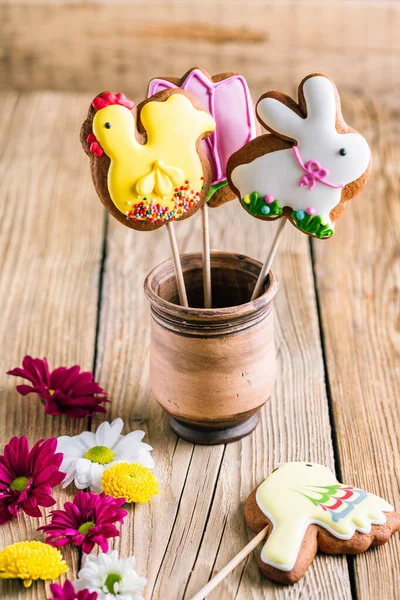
[81,89,216,231]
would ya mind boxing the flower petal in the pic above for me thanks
[57,432,95,456]
[95,418,124,448]
[75,458,92,474]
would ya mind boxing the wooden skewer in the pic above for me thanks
[251,219,287,301]
[190,525,270,600]
[166,221,189,307]
[202,203,212,308]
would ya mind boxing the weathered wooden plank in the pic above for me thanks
[95,187,351,598]
[0,1,399,108]
[313,94,400,598]
[0,93,105,598]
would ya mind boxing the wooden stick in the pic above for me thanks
[190,525,269,600]
[251,219,287,301]
[202,203,212,308]
[166,221,189,307]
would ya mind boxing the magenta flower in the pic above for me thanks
[39,490,127,554]
[7,356,109,418]
[0,436,64,525]
[49,580,97,600]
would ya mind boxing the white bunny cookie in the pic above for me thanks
[227,74,372,239]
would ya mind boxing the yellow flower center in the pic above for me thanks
[78,521,95,535]
[0,541,68,588]
[49,389,55,396]
[104,572,122,593]
[10,476,29,492]
[84,445,115,465]
[101,462,159,504]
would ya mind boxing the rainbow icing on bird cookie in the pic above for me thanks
[148,68,257,208]
[81,89,215,231]
[227,74,372,238]
[244,462,400,584]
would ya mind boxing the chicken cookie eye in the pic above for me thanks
[339,148,347,156]
[105,122,112,129]
[306,464,313,467]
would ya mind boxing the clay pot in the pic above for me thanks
[144,252,278,445]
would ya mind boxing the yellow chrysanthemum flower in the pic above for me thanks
[0,541,68,588]
[101,462,159,504]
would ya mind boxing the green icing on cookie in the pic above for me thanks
[291,210,334,239]
[206,180,229,202]
[242,192,283,218]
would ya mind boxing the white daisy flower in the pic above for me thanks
[74,550,146,600]
[57,418,154,492]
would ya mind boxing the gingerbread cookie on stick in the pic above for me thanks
[245,462,400,585]
[227,74,372,301]
[81,89,215,305]
[191,462,400,598]
[228,74,372,238]
[81,89,215,230]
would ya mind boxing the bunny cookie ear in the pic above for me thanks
[257,95,305,143]
[301,75,338,129]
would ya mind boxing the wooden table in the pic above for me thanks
[0,2,399,598]
[0,87,398,600]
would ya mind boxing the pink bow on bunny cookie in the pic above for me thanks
[292,146,343,191]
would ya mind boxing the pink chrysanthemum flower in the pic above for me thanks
[49,580,97,600]
[39,491,127,554]
[0,436,64,525]
[7,356,109,418]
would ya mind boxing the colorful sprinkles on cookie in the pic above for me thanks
[228,74,372,238]
[127,179,202,223]
[81,89,215,230]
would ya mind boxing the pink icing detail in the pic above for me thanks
[87,133,103,157]
[265,195,274,204]
[92,92,134,111]
[306,207,316,216]
[292,146,343,191]
[147,69,257,186]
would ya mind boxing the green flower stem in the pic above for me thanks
[206,180,228,202]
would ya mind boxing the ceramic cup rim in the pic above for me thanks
[144,251,278,319]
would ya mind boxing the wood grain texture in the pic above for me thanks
[1,1,400,107]
[0,5,399,595]
[0,93,105,598]
[312,93,400,598]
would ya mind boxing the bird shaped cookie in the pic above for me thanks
[81,89,216,231]
[244,462,400,584]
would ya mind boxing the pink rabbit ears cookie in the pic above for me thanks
[148,68,258,208]
[227,74,372,239]
[244,462,400,585]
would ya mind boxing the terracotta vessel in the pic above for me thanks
[144,252,278,444]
